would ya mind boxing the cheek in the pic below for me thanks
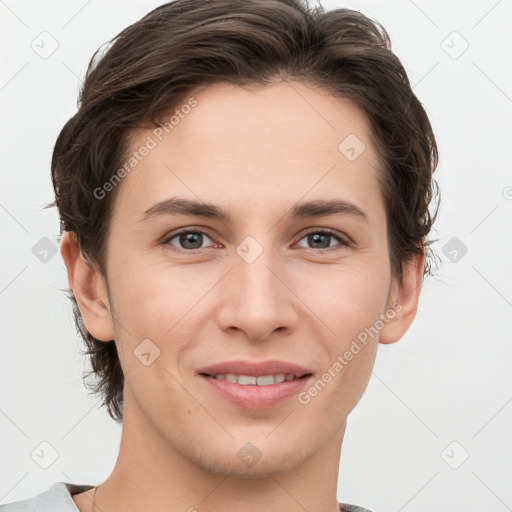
[296,259,389,338]
[302,286,381,423]
[110,258,193,336]
[295,262,386,407]
[109,265,195,406]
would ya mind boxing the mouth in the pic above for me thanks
[196,359,313,380]
[199,372,312,385]
[197,361,313,409]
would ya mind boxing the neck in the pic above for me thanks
[95,390,345,512]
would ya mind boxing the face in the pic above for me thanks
[69,81,418,477]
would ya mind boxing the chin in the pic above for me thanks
[202,452,307,479]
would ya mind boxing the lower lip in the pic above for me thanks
[199,375,312,409]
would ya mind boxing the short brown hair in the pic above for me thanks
[47,0,440,423]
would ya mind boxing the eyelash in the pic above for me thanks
[162,227,351,253]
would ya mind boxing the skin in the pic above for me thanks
[62,81,424,512]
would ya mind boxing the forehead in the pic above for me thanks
[111,81,383,224]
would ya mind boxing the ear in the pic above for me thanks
[379,250,425,345]
[60,231,115,342]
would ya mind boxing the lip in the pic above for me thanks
[200,374,312,409]
[196,359,313,409]
[196,359,312,378]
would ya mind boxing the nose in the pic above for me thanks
[217,245,299,343]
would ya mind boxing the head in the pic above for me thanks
[50,0,439,476]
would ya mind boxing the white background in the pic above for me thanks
[1,0,511,510]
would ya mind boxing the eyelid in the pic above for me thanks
[294,227,351,248]
[162,227,218,248]
[162,226,352,252]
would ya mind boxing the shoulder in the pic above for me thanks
[1,484,373,512]
[0,482,93,512]
[339,503,376,512]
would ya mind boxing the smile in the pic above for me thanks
[207,373,304,385]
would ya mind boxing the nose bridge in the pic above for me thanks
[218,236,297,340]
[237,243,281,306]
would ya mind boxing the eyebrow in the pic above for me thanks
[139,197,369,223]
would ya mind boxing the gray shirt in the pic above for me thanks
[0,482,375,512]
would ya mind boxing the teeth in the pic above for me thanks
[211,373,297,385]
[238,375,257,385]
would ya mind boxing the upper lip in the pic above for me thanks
[197,360,313,377]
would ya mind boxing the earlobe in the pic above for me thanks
[379,250,425,345]
[60,231,115,342]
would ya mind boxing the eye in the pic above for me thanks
[162,228,351,253]
[295,229,350,251]
[163,229,217,251]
